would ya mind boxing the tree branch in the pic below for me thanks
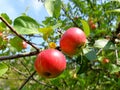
[0,51,40,61]
[18,71,36,90]
[0,16,40,52]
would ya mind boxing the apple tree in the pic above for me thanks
[0,0,120,89]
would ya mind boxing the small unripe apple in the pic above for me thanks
[34,49,66,78]
[102,58,110,64]
[0,32,2,37]
[90,24,97,30]
[60,27,86,56]
[22,41,27,49]
[88,20,94,26]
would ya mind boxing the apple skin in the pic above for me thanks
[34,49,66,78]
[60,27,86,56]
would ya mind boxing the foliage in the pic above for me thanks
[0,0,120,89]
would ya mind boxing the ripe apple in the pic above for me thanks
[34,49,66,78]
[102,58,110,64]
[60,27,86,56]
[22,41,27,49]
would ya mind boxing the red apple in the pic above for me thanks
[60,27,86,56]
[34,49,66,78]
[22,41,27,49]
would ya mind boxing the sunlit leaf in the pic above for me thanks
[110,64,120,74]
[80,20,90,37]
[106,9,120,13]
[94,39,109,48]
[38,27,53,40]
[44,0,62,17]
[44,0,55,17]
[110,0,120,3]
[0,63,8,76]
[14,16,39,34]
[52,23,62,29]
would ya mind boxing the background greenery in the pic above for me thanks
[0,0,120,89]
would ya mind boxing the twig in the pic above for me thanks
[115,44,120,65]
[62,4,79,27]
[18,71,36,90]
[11,66,28,77]
[32,77,58,89]
[0,51,39,61]
[96,48,103,55]
[20,61,31,75]
[0,16,40,52]
[0,77,26,80]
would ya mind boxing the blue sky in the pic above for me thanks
[0,0,49,23]
[0,0,68,23]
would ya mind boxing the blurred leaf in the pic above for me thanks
[53,0,62,18]
[77,55,89,74]
[38,27,53,40]
[80,20,90,37]
[103,41,114,50]
[10,36,23,51]
[110,0,120,3]
[94,39,109,48]
[44,0,62,17]
[0,63,8,76]
[52,23,62,29]
[14,16,39,34]
[110,64,120,74]
[83,49,97,61]
[106,9,120,13]
[44,0,54,17]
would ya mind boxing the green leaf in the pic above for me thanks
[1,13,12,24]
[94,39,109,48]
[80,20,90,37]
[44,0,62,17]
[103,41,114,50]
[44,0,55,17]
[53,0,62,18]
[110,0,120,3]
[38,27,53,40]
[10,36,23,51]
[83,49,97,61]
[106,9,120,13]
[110,64,120,74]
[0,63,8,76]
[52,23,62,29]
[14,16,39,34]
[77,55,89,74]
